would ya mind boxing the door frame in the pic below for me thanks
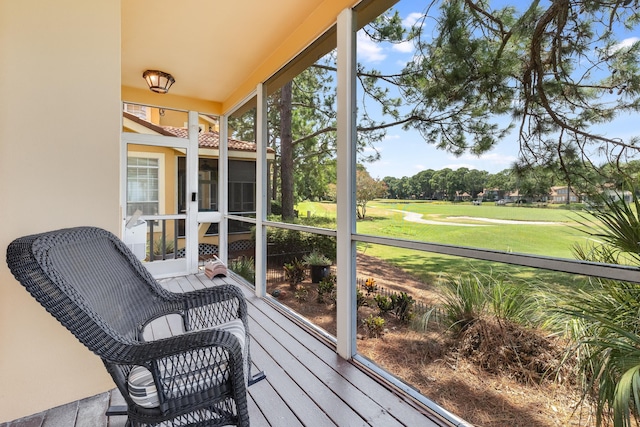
[120,110,201,278]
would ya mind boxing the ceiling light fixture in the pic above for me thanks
[142,70,175,94]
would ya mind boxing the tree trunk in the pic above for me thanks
[271,150,279,206]
[280,81,295,220]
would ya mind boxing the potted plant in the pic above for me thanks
[152,238,175,260]
[303,250,331,283]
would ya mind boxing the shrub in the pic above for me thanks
[317,274,336,303]
[391,292,414,323]
[356,289,368,309]
[490,278,534,325]
[374,294,394,315]
[152,238,175,256]
[439,273,487,334]
[294,286,308,302]
[363,315,385,338]
[303,250,331,266]
[270,200,282,215]
[266,227,336,262]
[438,270,538,333]
[363,277,378,295]
[229,257,255,283]
[283,258,306,290]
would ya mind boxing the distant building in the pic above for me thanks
[549,186,580,204]
[480,188,503,201]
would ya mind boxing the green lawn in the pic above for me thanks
[295,199,599,291]
[298,199,591,259]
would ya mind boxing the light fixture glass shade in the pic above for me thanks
[142,70,175,94]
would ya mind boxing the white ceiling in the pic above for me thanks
[121,0,327,104]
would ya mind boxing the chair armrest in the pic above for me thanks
[124,326,241,363]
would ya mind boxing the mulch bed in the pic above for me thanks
[266,253,595,427]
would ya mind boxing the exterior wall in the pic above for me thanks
[0,1,121,422]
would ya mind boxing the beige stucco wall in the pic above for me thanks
[0,0,122,422]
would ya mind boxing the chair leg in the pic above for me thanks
[105,405,128,416]
[249,371,266,386]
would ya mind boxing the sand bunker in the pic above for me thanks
[449,216,562,225]
[392,210,485,226]
[391,210,561,226]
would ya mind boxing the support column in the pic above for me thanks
[255,83,268,297]
[187,110,200,274]
[219,114,229,263]
[336,7,357,359]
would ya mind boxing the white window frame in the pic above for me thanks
[126,151,165,216]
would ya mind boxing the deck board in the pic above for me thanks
[236,279,438,426]
[244,290,404,427]
[2,272,449,427]
[250,338,336,426]
[246,375,303,427]
[74,393,109,427]
[40,400,77,426]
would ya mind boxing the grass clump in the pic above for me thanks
[229,257,255,283]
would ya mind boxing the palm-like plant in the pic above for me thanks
[563,188,640,426]
[575,189,640,265]
[561,280,640,427]
[436,269,537,334]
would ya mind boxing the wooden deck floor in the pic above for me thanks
[1,273,456,427]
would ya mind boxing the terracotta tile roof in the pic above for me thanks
[123,112,273,153]
[161,126,268,152]
[123,111,175,136]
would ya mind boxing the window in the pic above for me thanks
[127,156,159,215]
[229,160,256,213]
[123,103,148,121]
[177,158,256,235]
[199,158,218,211]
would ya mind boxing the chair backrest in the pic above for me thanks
[6,226,177,356]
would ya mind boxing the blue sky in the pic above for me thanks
[355,0,640,179]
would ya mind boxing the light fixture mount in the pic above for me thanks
[142,70,175,94]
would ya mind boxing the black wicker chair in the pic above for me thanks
[6,226,262,427]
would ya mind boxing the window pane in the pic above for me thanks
[198,158,218,211]
[228,160,256,214]
[122,104,189,139]
[228,219,256,287]
[127,156,159,215]
[265,225,337,337]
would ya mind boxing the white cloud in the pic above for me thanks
[392,40,413,54]
[402,12,424,28]
[382,134,401,142]
[357,32,386,63]
[609,37,640,54]
[481,153,518,167]
[362,145,382,154]
[435,152,518,173]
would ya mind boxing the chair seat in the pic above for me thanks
[129,318,247,409]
